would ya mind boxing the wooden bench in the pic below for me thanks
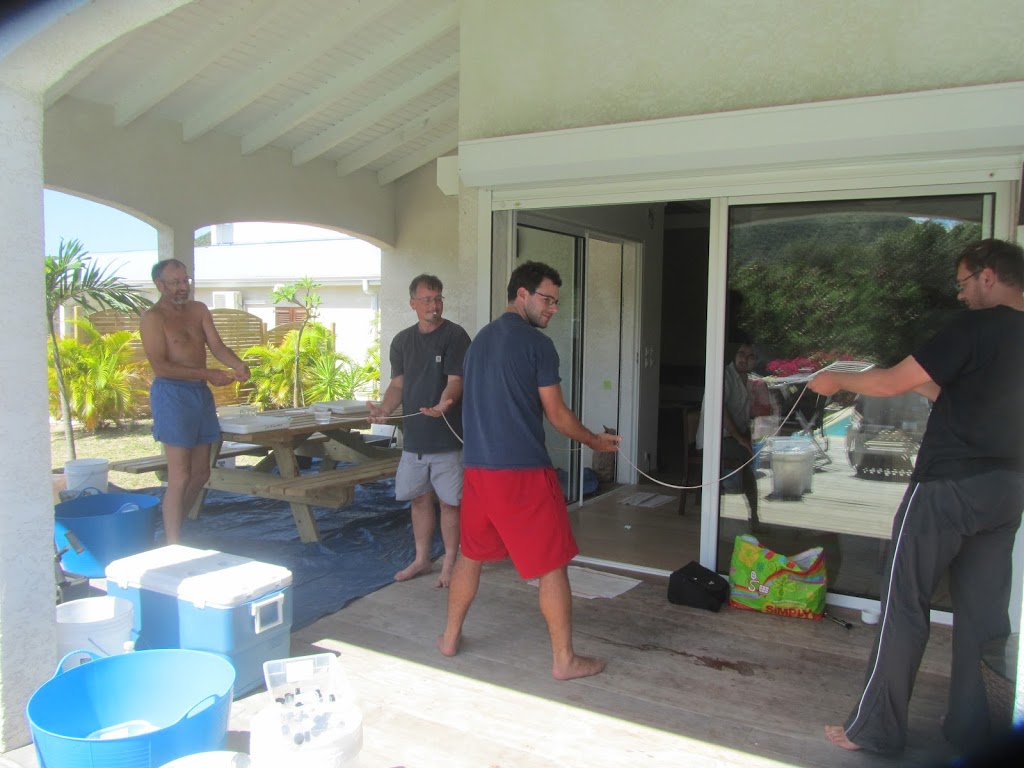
[207,456,400,508]
[109,443,271,475]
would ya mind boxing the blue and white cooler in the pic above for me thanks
[105,545,293,697]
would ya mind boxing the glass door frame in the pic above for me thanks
[699,180,1017,618]
[493,210,644,499]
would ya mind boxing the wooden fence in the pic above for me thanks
[76,307,268,408]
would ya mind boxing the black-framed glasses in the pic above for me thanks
[531,290,560,307]
[954,269,983,292]
[161,277,193,288]
[413,295,444,305]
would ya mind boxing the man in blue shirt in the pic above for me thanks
[437,261,620,680]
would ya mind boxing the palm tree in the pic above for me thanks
[244,322,374,407]
[45,239,152,459]
[270,277,322,407]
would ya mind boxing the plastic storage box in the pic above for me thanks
[105,545,293,697]
[250,653,362,768]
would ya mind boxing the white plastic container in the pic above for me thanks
[250,653,362,768]
[56,596,134,669]
[64,458,110,493]
[769,437,814,498]
[105,545,293,696]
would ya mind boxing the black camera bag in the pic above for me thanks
[668,561,729,612]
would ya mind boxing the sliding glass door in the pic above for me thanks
[714,192,994,605]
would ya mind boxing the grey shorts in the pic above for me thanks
[394,450,464,506]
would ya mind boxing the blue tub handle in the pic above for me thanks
[181,693,219,721]
[53,649,100,677]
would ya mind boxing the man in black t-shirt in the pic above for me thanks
[810,239,1024,757]
[368,275,471,588]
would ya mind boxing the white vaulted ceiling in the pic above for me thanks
[47,0,460,186]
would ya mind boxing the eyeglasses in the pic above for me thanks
[413,295,444,305]
[954,269,983,293]
[531,290,560,308]
[161,277,193,288]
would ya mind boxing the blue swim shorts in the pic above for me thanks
[150,378,220,448]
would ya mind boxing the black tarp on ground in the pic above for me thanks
[116,471,440,632]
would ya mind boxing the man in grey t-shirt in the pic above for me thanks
[368,274,471,587]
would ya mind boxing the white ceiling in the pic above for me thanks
[47,0,459,186]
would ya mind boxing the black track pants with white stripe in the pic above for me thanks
[843,470,1024,753]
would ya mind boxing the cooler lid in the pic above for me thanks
[105,544,292,609]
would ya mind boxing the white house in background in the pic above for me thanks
[86,222,382,362]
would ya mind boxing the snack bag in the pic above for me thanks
[728,534,826,619]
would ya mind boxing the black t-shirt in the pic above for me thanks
[912,305,1024,481]
[390,319,471,453]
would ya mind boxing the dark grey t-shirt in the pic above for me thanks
[912,305,1024,480]
[390,319,471,453]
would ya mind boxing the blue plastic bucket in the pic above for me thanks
[27,649,235,768]
[55,493,160,578]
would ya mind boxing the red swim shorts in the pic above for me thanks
[460,467,579,580]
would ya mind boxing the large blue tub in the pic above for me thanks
[27,649,235,768]
[54,492,160,578]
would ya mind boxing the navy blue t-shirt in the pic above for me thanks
[390,319,470,453]
[462,312,561,469]
[912,305,1024,480]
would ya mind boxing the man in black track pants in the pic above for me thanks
[810,238,1024,756]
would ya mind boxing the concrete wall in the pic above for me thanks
[460,0,1024,140]
[380,160,462,387]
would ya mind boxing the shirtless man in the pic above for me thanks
[140,259,250,544]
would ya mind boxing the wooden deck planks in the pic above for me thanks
[281,560,958,767]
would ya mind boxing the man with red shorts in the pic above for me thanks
[437,261,620,680]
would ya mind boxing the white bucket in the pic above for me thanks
[64,458,110,493]
[162,752,251,767]
[56,596,133,669]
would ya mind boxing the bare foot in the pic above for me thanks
[436,554,455,588]
[394,560,432,582]
[552,654,606,681]
[437,631,461,657]
[825,725,861,751]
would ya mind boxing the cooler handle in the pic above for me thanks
[251,592,284,634]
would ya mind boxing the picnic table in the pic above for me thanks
[191,404,402,543]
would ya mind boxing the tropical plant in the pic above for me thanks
[730,218,979,366]
[362,311,381,400]
[45,239,152,459]
[47,320,149,430]
[270,277,322,407]
[244,322,375,407]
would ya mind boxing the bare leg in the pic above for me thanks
[825,725,861,751]
[438,553,481,656]
[161,444,196,545]
[395,492,436,582]
[538,565,606,680]
[436,500,460,587]
[181,444,212,516]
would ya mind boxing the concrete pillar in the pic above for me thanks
[0,83,59,751]
[156,224,196,276]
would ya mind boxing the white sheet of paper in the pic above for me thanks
[621,491,675,508]
[529,566,642,600]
